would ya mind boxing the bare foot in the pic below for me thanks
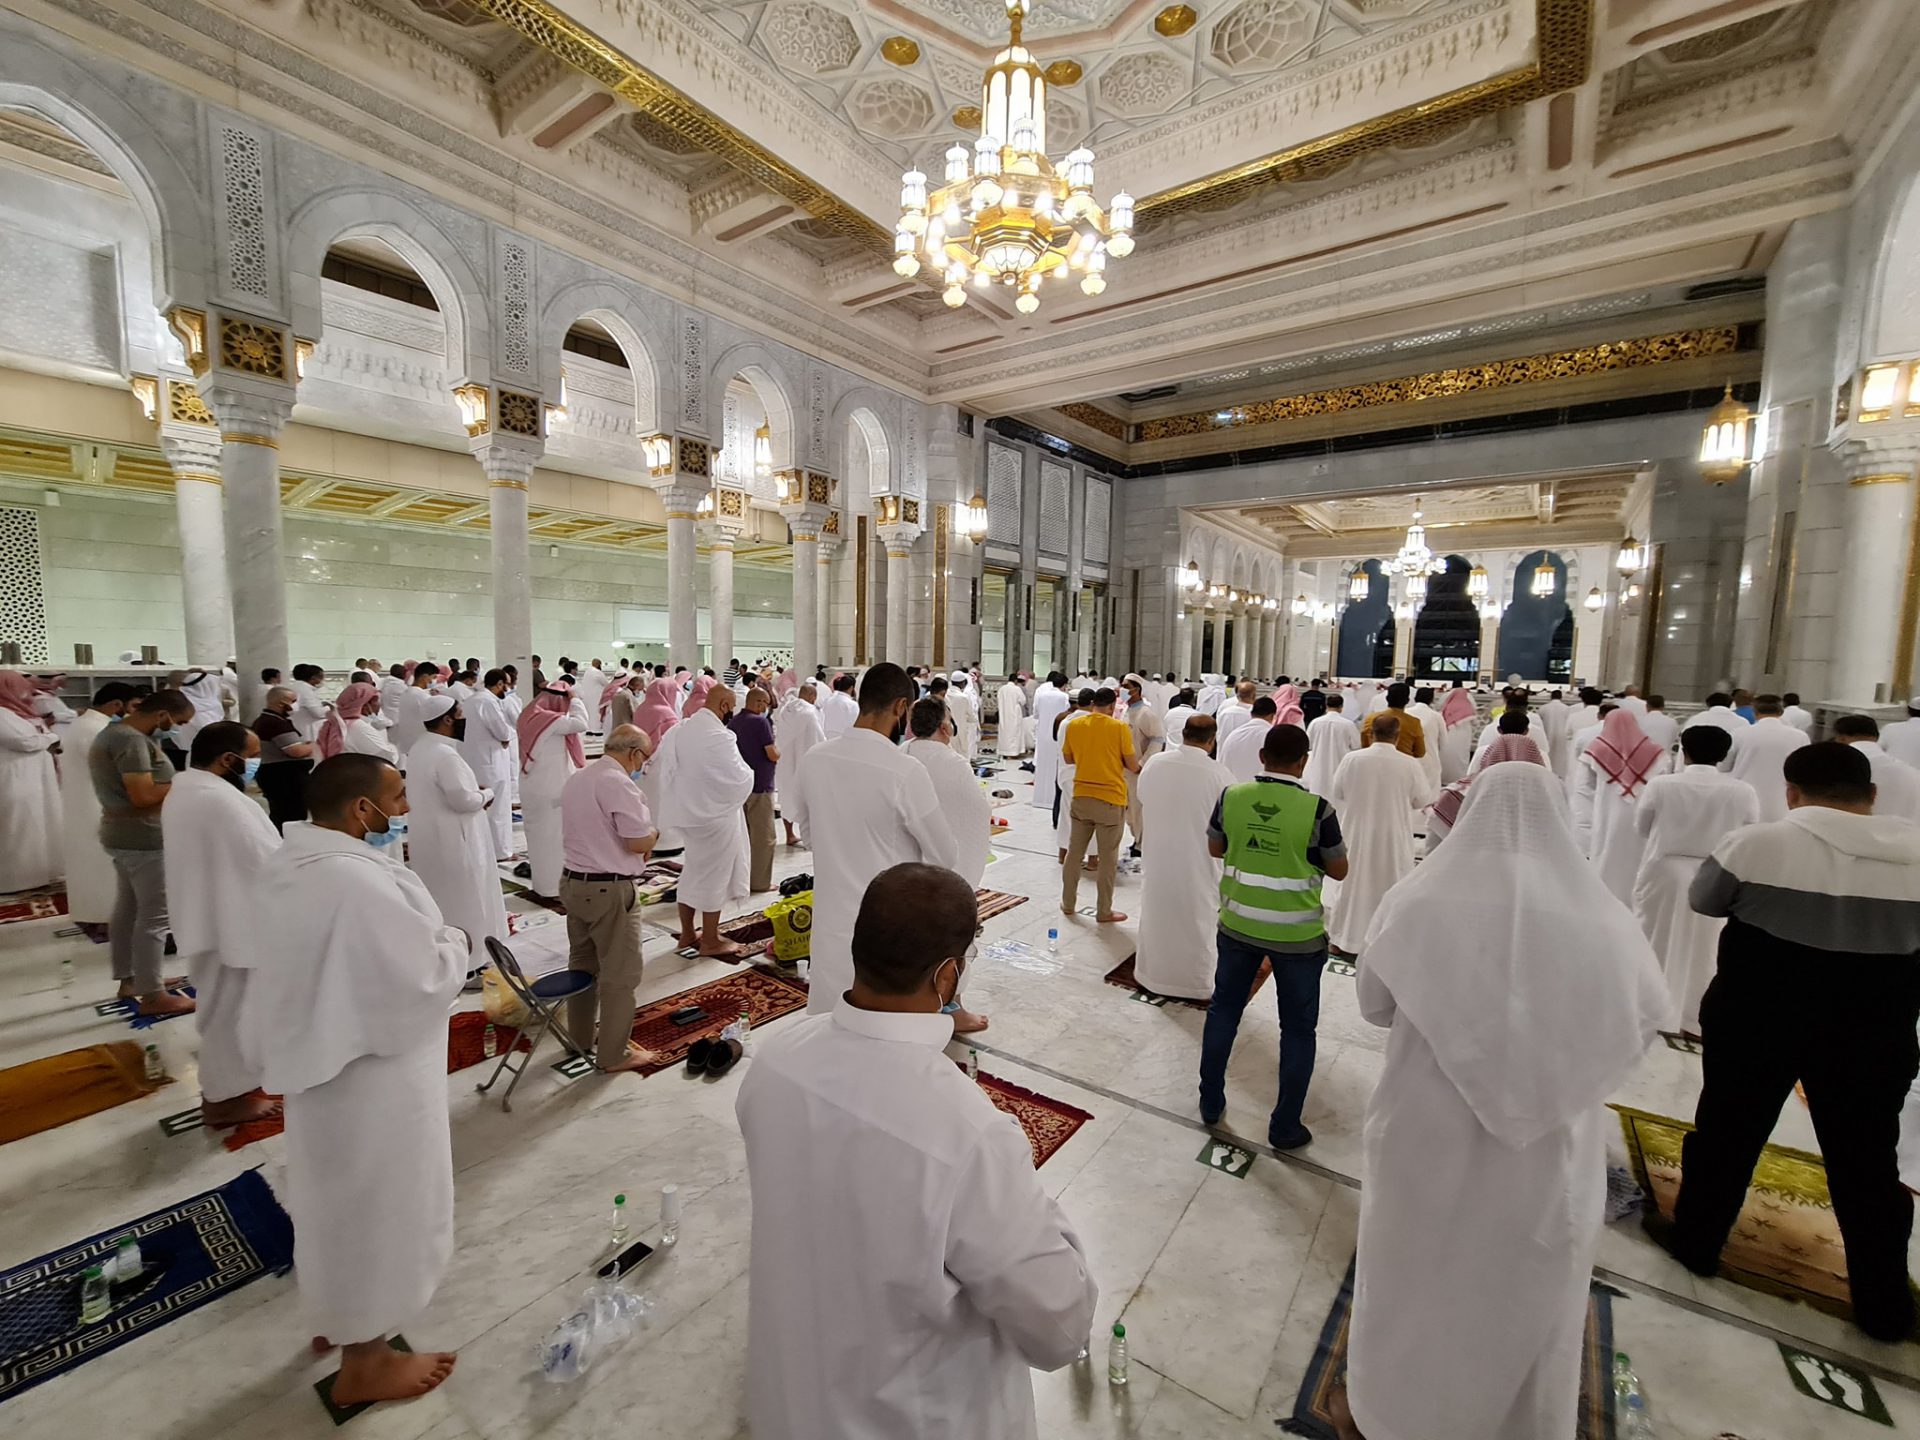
[1060,903,1077,916]
[201,1092,283,1127]
[951,1007,990,1035]
[138,990,197,1017]
[118,975,189,1000]
[696,940,746,960]
[331,1342,457,1406]
[1082,859,1098,872]
[1097,911,1129,924]
[1328,1384,1367,1440]
[676,933,699,951]
[599,1043,660,1074]
[1057,850,1067,864]
[783,828,799,845]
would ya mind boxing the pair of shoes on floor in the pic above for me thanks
[685,1035,743,1077]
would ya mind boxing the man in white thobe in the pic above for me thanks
[1536,690,1573,779]
[1327,715,1434,954]
[576,660,611,733]
[60,681,133,930]
[404,695,507,962]
[787,664,960,1016]
[289,664,331,743]
[1404,688,1446,798]
[737,865,1096,1440]
[904,700,994,1040]
[819,673,860,739]
[1615,684,1649,719]
[1121,674,1165,851]
[1881,697,1920,766]
[1345,763,1669,1440]
[246,753,465,1405]
[1640,694,1679,754]
[774,681,826,846]
[653,682,755,956]
[1780,691,1814,733]
[1029,673,1071,811]
[1631,725,1759,1037]
[1834,714,1920,823]
[1728,694,1810,822]
[996,673,1029,759]
[1135,714,1231,999]
[946,672,980,762]
[463,669,516,862]
[1196,674,1226,716]
[162,722,282,1126]
[1219,695,1276,782]
[388,663,443,762]
[1682,691,1749,757]
[1214,680,1256,743]
[1303,696,1360,798]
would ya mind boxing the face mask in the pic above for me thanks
[361,801,400,851]
[243,756,261,787]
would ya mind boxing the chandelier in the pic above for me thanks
[1698,384,1752,484]
[894,0,1134,315]
[1348,568,1370,602]
[1382,506,1446,578]
[959,487,989,539]
[1616,536,1643,574]
[1466,564,1489,600]
[1530,557,1557,597]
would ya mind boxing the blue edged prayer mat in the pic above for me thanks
[0,1168,294,1404]
[93,983,198,1029]
[1280,1256,1614,1438]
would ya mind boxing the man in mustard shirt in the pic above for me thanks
[1060,687,1139,923]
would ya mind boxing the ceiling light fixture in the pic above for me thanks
[1616,536,1643,574]
[1382,506,1447,579]
[753,422,773,480]
[1292,593,1309,616]
[1584,586,1606,611]
[961,488,989,539]
[1530,557,1558,598]
[1179,560,1201,591]
[1349,568,1370,602]
[896,0,1133,313]
[1698,384,1752,484]
[1466,564,1489,600]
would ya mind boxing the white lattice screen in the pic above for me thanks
[0,507,49,663]
[986,443,1022,544]
[1085,476,1111,566]
[1038,459,1070,558]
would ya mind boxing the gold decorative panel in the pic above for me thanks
[1139,325,1740,442]
[952,105,982,130]
[1153,5,1198,37]
[806,470,833,505]
[497,389,543,437]
[880,36,920,66]
[166,380,215,427]
[717,486,746,518]
[902,498,921,525]
[1057,402,1128,441]
[218,318,287,380]
[932,504,949,670]
[1044,60,1084,87]
[824,508,840,536]
[677,437,712,478]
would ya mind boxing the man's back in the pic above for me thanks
[1693,808,1920,957]
[1636,767,1759,861]
[1360,708,1425,757]
[1061,711,1133,805]
[738,1007,1095,1440]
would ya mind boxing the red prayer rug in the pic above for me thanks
[627,966,811,1076]
[972,1070,1092,1168]
[0,890,69,925]
[1102,953,1210,1011]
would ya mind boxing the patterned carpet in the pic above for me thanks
[973,1070,1093,1168]
[1102,953,1210,1011]
[974,888,1030,924]
[628,966,811,1076]
[0,890,68,925]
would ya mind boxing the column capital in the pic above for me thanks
[780,500,832,540]
[470,432,544,489]
[699,520,739,548]
[159,429,222,482]
[814,530,843,557]
[1838,436,1920,483]
[877,520,921,554]
[655,482,712,521]
[201,380,294,445]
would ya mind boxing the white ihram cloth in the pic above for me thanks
[1729,716,1811,822]
[1197,679,1226,716]
[246,822,467,1344]
[946,683,979,761]
[0,708,61,893]
[1404,701,1445,795]
[773,695,825,840]
[819,689,859,739]
[1781,703,1815,733]
[1573,747,1671,902]
[59,708,115,920]
[388,686,438,762]
[1327,744,1433,953]
[521,717,587,897]
[1631,767,1760,1033]
[1053,711,1091,852]
[1162,705,1195,748]
[1852,741,1920,824]
[1218,716,1271,783]
[378,674,409,720]
[1882,715,1920,767]
[462,688,516,859]
[174,670,227,751]
[653,709,753,913]
[1437,710,1475,785]
[996,680,1028,757]
[1640,709,1679,754]
[1348,764,1669,1440]
[1029,685,1070,810]
[1536,697,1573,778]
[404,733,507,956]
[1213,698,1253,745]
[787,727,959,1015]
[737,1001,1097,1440]
[289,678,330,743]
[1136,744,1233,999]
[576,667,610,730]
[1616,694,1648,719]
[160,768,280,1101]
[1303,712,1360,799]
[341,716,398,763]
[908,737,991,887]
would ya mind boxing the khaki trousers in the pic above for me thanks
[745,792,776,892]
[1063,796,1124,917]
[560,875,646,1068]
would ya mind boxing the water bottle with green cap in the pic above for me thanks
[1107,1322,1128,1386]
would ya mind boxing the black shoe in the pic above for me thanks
[512,861,532,879]
[1200,1103,1223,1127]
[1640,1209,1718,1278]
[1270,1126,1313,1151]
[1128,845,1142,859]
[1853,1302,1919,1345]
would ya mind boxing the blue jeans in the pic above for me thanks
[1198,929,1326,1145]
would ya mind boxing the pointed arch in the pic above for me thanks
[537,280,664,433]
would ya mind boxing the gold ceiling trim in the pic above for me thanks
[1138,324,1738,443]
[470,0,1592,249]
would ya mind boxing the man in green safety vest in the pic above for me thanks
[1199,722,1348,1150]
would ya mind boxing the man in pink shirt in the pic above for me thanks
[558,724,660,1072]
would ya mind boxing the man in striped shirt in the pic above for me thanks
[1198,723,1348,1150]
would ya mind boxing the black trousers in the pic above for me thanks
[1671,918,1919,1337]
[256,761,308,832]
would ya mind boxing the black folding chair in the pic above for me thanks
[475,935,598,1112]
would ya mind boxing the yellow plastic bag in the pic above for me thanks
[766,891,813,963]
[479,964,533,1029]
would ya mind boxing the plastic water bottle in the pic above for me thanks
[1612,1352,1640,1402]
[659,1184,681,1249]
[609,1193,629,1249]
[1106,1322,1128,1386]
[536,1310,592,1382]
[737,1009,751,1045]
[79,1264,110,1323]
[966,1048,980,1081]
[1621,1394,1656,1438]
[1047,928,1059,955]
[1613,1354,1656,1436]
[482,1022,498,1059]
[111,1236,142,1282]
[142,1044,165,1082]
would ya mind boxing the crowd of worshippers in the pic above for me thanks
[3,654,1919,1431]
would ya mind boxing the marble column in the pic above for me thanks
[789,530,817,676]
[653,483,707,673]
[1172,602,1192,684]
[708,531,736,672]
[473,438,540,698]
[1834,445,1919,703]
[158,429,234,666]
[1392,614,1414,675]
[815,540,835,671]
[881,528,915,665]
[1189,607,1207,679]
[204,383,294,716]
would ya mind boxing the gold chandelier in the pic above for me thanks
[894,0,1134,315]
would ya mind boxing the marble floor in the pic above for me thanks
[2,763,1917,1439]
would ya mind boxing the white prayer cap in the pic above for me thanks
[420,693,456,722]
[1909,696,1920,709]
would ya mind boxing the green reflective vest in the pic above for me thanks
[1216,779,1326,944]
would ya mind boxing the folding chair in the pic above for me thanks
[475,935,598,1112]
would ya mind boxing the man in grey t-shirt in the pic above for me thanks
[90,688,195,1015]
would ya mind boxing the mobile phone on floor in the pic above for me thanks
[597,1239,655,1280]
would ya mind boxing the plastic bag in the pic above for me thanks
[479,964,533,1029]
[536,1277,652,1383]
[765,891,813,963]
